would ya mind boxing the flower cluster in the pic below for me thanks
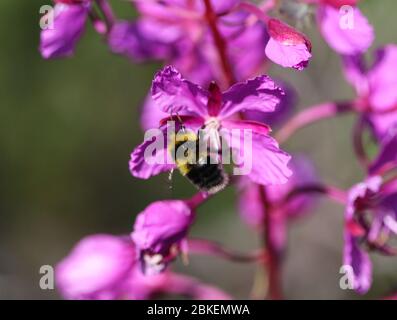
[40,0,397,299]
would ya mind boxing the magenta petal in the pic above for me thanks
[367,112,397,141]
[369,126,397,175]
[228,22,268,81]
[317,5,374,55]
[265,38,311,70]
[40,3,89,59]
[107,20,173,62]
[368,45,397,111]
[342,55,368,97]
[210,0,239,14]
[219,75,284,119]
[244,81,297,129]
[222,119,271,135]
[140,94,205,131]
[265,19,311,70]
[129,129,175,179]
[245,133,292,185]
[123,268,170,300]
[131,200,194,255]
[382,195,397,235]
[346,176,382,221]
[56,234,134,300]
[223,129,292,185]
[343,232,372,294]
[140,95,170,131]
[151,66,208,117]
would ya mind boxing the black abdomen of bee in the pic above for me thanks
[185,156,228,194]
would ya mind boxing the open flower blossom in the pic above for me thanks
[130,66,292,186]
[56,234,231,299]
[316,0,374,55]
[342,45,397,140]
[265,18,312,70]
[40,0,91,59]
[344,175,397,294]
[131,200,195,274]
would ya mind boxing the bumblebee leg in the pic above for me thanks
[168,168,174,191]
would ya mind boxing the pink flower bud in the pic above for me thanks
[265,18,312,70]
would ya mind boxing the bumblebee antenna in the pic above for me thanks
[170,111,186,133]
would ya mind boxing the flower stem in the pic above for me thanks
[203,0,236,88]
[186,191,211,209]
[353,115,370,169]
[275,102,354,144]
[282,184,347,205]
[260,186,283,300]
[188,238,266,263]
[95,0,115,32]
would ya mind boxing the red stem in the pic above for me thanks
[353,115,370,169]
[260,186,283,300]
[95,0,115,32]
[186,191,211,209]
[203,0,236,88]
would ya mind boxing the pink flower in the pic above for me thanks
[317,3,374,55]
[265,18,312,70]
[343,177,380,294]
[130,66,292,186]
[342,45,397,140]
[56,234,136,299]
[39,0,91,59]
[131,200,195,274]
[344,175,397,294]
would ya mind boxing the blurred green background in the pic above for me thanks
[0,0,396,299]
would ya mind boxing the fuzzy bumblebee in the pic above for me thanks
[168,130,229,194]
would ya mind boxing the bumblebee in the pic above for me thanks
[168,129,229,194]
